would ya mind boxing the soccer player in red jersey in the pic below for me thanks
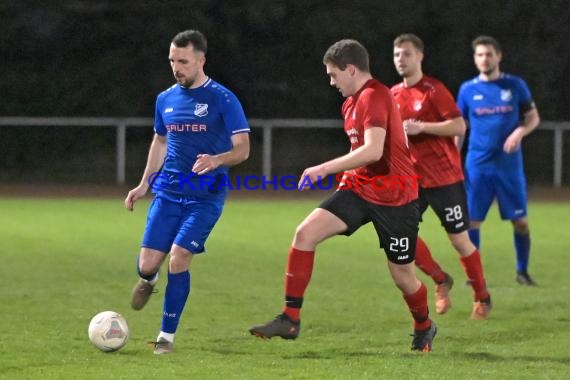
[250,39,437,351]
[391,34,491,319]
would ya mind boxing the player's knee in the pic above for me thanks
[138,246,168,275]
[293,224,312,246]
[389,263,419,293]
[138,262,159,277]
[449,232,475,256]
[138,251,162,275]
[512,219,529,234]
[169,246,192,273]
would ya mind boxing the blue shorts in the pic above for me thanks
[141,195,224,254]
[465,167,527,221]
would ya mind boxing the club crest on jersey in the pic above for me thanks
[500,89,512,102]
[194,103,209,117]
[413,100,422,111]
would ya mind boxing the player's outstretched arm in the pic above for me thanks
[124,134,167,211]
[298,127,385,190]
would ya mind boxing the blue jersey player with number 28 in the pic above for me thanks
[124,30,250,354]
[457,36,540,286]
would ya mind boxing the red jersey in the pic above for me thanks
[340,79,418,206]
[391,76,463,188]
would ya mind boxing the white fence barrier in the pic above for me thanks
[0,117,568,187]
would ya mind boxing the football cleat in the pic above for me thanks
[148,338,174,355]
[131,279,158,310]
[470,296,492,320]
[411,321,437,352]
[435,273,454,315]
[249,313,300,340]
[516,272,537,286]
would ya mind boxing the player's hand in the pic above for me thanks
[192,154,221,175]
[403,119,423,135]
[503,128,524,153]
[124,185,148,211]
[298,165,328,191]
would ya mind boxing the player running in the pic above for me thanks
[250,39,437,352]
[391,34,492,319]
[125,30,250,354]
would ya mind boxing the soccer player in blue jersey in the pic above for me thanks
[124,30,250,354]
[457,36,540,286]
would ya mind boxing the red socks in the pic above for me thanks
[415,236,447,284]
[283,246,434,331]
[416,238,489,301]
[403,282,431,330]
[460,250,489,301]
[283,247,315,321]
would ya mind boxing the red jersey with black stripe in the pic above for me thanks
[391,76,463,188]
[339,79,418,206]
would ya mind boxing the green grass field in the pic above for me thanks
[1,195,569,379]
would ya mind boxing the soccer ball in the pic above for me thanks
[88,311,129,352]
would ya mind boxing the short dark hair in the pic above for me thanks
[172,30,207,54]
[472,35,501,54]
[393,33,424,52]
[323,39,370,72]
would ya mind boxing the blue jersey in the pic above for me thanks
[153,78,250,199]
[457,73,533,171]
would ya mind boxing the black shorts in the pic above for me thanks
[418,181,470,234]
[319,190,419,264]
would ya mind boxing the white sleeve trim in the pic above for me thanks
[232,128,251,134]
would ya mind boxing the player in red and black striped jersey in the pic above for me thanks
[391,34,491,320]
[250,39,436,352]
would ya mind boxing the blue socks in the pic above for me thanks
[514,232,531,273]
[468,229,531,273]
[161,271,191,334]
[468,228,480,249]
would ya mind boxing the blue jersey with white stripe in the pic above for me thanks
[457,73,533,171]
[153,78,249,199]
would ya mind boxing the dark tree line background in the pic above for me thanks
[1,1,569,184]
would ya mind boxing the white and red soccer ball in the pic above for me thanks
[88,311,129,352]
